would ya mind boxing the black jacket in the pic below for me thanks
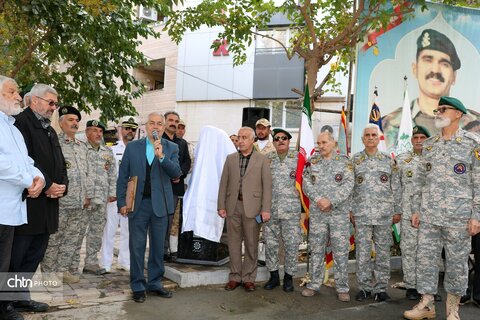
[162,132,191,196]
[13,108,68,235]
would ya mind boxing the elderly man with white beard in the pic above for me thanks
[0,75,44,320]
[404,96,480,320]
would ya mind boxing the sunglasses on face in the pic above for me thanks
[274,136,289,142]
[35,96,59,107]
[433,106,456,114]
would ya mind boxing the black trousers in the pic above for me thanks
[0,225,15,306]
[473,233,480,300]
[8,233,50,301]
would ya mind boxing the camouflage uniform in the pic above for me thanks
[303,154,354,293]
[42,132,90,273]
[397,151,422,290]
[264,150,301,275]
[352,150,401,294]
[76,143,116,267]
[254,140,276,155]
[413,129,480,296]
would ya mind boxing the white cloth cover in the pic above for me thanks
[182,126,236,242]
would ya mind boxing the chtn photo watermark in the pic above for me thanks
[0,272,63,301]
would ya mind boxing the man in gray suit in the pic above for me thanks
[218,126,272,292]
[117,112,181,303]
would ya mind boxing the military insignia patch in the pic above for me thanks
[335,156,339,161]
[355,159,361,165]
[455,137,462,143]
[310,158,319,164]
[426,162,432,171]
[289,170,296,179]
[61,107,68,114]
[311,175,316,183]
[335,174,343,182]
[347,163,353,172]
[380,174,389,183]
[92,120,98,126]
[406,170,413,178]
[453,163,466,174]
[475,148,480,161]
[421,32,430,47]
[426,146,432,151]
[65,160,71,169]
[404,158,412,163]
[356,176,363,184]
[104,160,111,171]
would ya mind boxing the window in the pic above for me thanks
[133,58,165,91]
[255,100,301,129]
[255,28,290,54]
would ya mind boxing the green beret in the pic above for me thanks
[271,128,292,140]
[412,125,430,138]
[417,29,460,71]
[438,96,467,114]
[86,119,106,131]
[58,105,81,121]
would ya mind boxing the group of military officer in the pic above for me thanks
[262,96,480,320]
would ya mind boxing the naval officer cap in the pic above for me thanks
[412,125,430,138]
[58,105,81,121]
[120,116,139,129]
[417,29,461,71]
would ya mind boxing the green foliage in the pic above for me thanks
[0,0,168,121]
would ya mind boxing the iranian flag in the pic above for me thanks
[296,84,316,232]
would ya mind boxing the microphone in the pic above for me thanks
[152,130,159,141]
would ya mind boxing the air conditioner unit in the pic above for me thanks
[138,5,158,22]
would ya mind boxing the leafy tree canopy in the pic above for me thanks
[0,0,170,121]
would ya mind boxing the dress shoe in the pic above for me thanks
[0,303,24,320]
[355,290,371,302]
[374,291,391,302]
[338,292,351,302]
[12,300,48,312]
[243,282,255,291]
[132,291,146,303]
[301,288,316,297]
[225,281,241,291]
[406,288,420,300]
[148,288,173,298]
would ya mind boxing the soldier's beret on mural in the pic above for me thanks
[416,29,461,71]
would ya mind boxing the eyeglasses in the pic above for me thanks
[35,96,59,108]
[123,127,137,132]
[433,106,456,114]
[274,136,289,142]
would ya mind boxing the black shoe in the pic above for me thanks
[264,270,280,290]
[406,288,420,300]
[164,254,172,262]
[434,294,442,302]
[460,294,470,304]
[0,303,24,320]
[12,300,48,312]
[374,292,391,302]
[148,288,173,298]
[355,290,371,302]
[283,273,294,292]
[257,260,266,266]
[132,291,146,303]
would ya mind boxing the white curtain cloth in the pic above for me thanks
[182,125,236,242]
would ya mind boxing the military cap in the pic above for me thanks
[439,96,467,114]
[412,125,430,138]
[272,128,292,140]
[120,116,138,129]
[255,118,271,127]
[417,29,460,71]
[178,119,186,127]
[58,105,81,121]
[86,119,106,131]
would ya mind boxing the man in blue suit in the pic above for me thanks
[117,112,181,303]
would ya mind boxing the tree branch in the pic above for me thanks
[299,0,317,47]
